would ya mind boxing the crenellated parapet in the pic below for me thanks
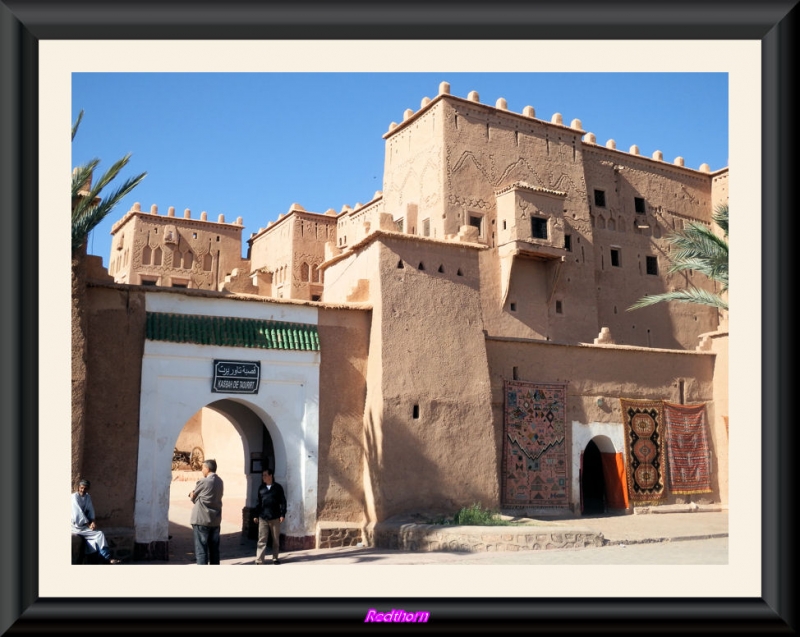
[384,80,585,140]
[111,202,244,235]
[384,81,716,174]
[582,133,715,174]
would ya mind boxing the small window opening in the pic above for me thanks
[594,189,606,207]
[457,268,463,276]
[531,217,548,239]
[512,367,519,380]
[634,197,646,214]
[564,234,572,251]
[397,260,404,269]
[418,262,425,270]
[412,405,420,419]
[437,265,444,273]
[216,236,220,242]
[555,300,563,314]
[192,232,197,239]
[646,256,658,275]
[610,248,621,267]
[502,220,507,230]
[311,295,321,302]
[141,278,157,286]
[469,215,483,236]
[510,302,517,312]
[679,380,685,405]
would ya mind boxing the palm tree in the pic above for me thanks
[628,203,728,311]
[71,110,147,256]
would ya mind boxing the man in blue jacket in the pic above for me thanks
[252,468,287,564]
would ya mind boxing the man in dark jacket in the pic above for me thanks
[252,468,287,564]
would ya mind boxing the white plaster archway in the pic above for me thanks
[134,293,320,545]
[570,421,626,511]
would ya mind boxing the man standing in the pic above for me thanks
[189,459,224,565]
[71,478,121,564]
[252,468,287,564]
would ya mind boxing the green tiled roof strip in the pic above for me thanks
[145,312,320,350]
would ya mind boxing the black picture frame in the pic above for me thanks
[250,458,263,475]
[1,0,795,632]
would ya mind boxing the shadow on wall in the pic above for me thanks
[363,402,481,522]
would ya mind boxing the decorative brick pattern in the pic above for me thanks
[318,527,363,549]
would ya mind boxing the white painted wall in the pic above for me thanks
[569,421,626,510]
[146,291,318,324]
[134,293,320,543]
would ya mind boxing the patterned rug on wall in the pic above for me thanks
[663,402,713,494]
[502,381,569,508]
[620,398,667,503]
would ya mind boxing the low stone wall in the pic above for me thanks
[317,521,363,549]
[371,522,604,552]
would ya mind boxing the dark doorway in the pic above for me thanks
[581,440,606,515]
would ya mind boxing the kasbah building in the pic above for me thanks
[72,81,728,561]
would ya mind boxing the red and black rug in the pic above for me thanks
[620,398,667,503]
[663,401,713,494]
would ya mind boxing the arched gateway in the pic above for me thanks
[133,293,320,557]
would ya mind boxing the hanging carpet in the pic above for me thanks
[502,381,569,508]
[620,398,667,503]
[663,401,713,494]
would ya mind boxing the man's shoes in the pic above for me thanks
[109,559,121,564]
[272,558,281,565]
[255,560,264,565]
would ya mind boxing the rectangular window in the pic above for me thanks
[610,248,621,267]
[469,214,483,236]
[140,278,157,286]
[422,218,430,237]
[594,189,606,207]
[564,234,572,252]
[634,197,646,214]
[395,218,404,232]
[646,256,659,275]
[555,300,563,314]
[531,217,548,240]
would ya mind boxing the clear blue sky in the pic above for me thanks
[72,73,728,265]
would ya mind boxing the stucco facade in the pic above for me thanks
[75,82,729,559]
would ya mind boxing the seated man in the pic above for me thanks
[71,478,121,564]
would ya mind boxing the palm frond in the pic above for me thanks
[712,203,728,237]
[72,109,84,142]
[72,111,147,256]
[72,171,147,253]
[629,202,729,312]
[71,160,99,197]
[627,287,728,311]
